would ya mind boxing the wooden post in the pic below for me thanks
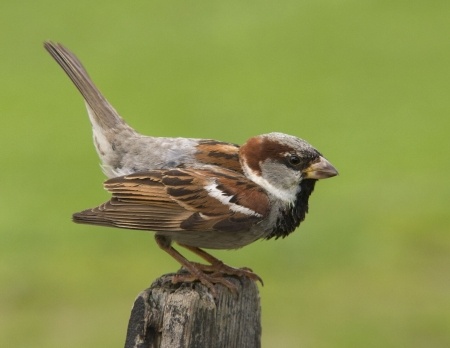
[124,273,261,348]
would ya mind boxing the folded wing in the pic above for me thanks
[73,167,270,233]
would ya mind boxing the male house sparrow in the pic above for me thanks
[44,41,338,296]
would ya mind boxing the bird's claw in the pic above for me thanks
[171,271,239,298]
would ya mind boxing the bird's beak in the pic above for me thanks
[303,156,338,179]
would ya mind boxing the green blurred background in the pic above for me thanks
[1,1,449,347]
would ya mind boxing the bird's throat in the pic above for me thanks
[265,179,317,239]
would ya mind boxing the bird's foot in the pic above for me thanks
[155,237,262,298]
[193,261,264,286]
[170,261,263,298]
[171,267,238,298]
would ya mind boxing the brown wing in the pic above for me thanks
[73,167,270,233]
[194,140,242,173]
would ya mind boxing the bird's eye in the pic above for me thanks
[288,154,301,166]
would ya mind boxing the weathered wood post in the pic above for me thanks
[124,273,261,348]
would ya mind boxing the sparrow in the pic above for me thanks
[44,41,338,296]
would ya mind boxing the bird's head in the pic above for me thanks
[239,132,338,203]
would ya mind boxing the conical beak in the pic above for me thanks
[303,156,338,179]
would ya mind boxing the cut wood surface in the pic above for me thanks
[124,274,261,348]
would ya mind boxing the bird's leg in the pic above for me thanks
[179,243,264,285]
[154,235,238,297]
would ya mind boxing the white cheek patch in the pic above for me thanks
[205,182,262,217]
[241,162,299,203]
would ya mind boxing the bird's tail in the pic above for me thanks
[44,41,132,136]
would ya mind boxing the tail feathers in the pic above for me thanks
[72,209,118,229]
[44,41,128,131]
